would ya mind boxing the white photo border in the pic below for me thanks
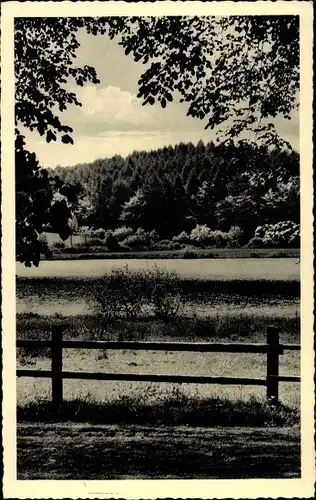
[1,2,314,498]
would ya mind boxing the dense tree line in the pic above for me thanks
[51,140,299,243]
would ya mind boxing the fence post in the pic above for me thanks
[51,325,63,406]
[266,326,281,405]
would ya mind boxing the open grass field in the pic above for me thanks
[17,256,300,279]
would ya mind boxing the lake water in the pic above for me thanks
[16,258,300,281]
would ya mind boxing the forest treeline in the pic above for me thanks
[50,140,299,247]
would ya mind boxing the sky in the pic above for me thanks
[23,29,299,169]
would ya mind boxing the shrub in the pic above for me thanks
[179,247,199,258]
[208,229,230,248]
[93,266,146,321]
[78,226,93,243]
[246,237,265,249]
[172,231,191,244]
[171,242,182,250]
[121,228,153,250]
[113,226,134,242]
[228,226,244,247]
[93,265,184,322]
[92,228,106,239]
[189,225,231,248]
[89,238,106,246]
[52,241,66,249]
[154,239,176,250]
[145,266,184,321]
[254,221,300,248]
[149,229,160,242]
[105,232,119,251]
[189,224,213,246]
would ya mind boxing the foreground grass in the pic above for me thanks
[17,423,300,479]
[17,393,298,427]
[45,247,300,260]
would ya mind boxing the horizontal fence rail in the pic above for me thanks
[16,370,268,386]
[16,339,301,353]
[17,325,300,406]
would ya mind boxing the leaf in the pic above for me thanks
[46,130,56,143]
[61,134,74,145]
[161,97,166,109]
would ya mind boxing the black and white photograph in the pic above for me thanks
[1,1,314,498]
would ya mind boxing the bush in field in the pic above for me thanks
[209,229,230,248]
[172,231,191,244]
[189,225,232,248]
[52,240,66,249]
[145,266,184,321]
[92,228,106,239]
[78,226,93,244]
[153,239,183,250]
[149,229,160,242]
[89,238,106,246]
[94,266,146,321]
[121,228,154,250]
[105,232,119,251]
[113,226,135,242]
[94,265,184,322]
[228,226,244,247]
[254,221,300,248]
[189,224,213,246]
[246,236,266,249]
[179,247,199,258]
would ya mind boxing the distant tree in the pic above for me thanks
[74,195,95,227]
[120,189,147,229]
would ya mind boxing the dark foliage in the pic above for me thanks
[51,141,299,241]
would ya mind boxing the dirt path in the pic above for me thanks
[17,423,300,480]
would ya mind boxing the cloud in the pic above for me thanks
[77,85,152,125]
[74,85,170,132]
[64,84,203,136]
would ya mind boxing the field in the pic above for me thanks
[17,256,300,279]
[16,258,301,478]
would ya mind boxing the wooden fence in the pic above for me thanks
[17,326,300,406]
